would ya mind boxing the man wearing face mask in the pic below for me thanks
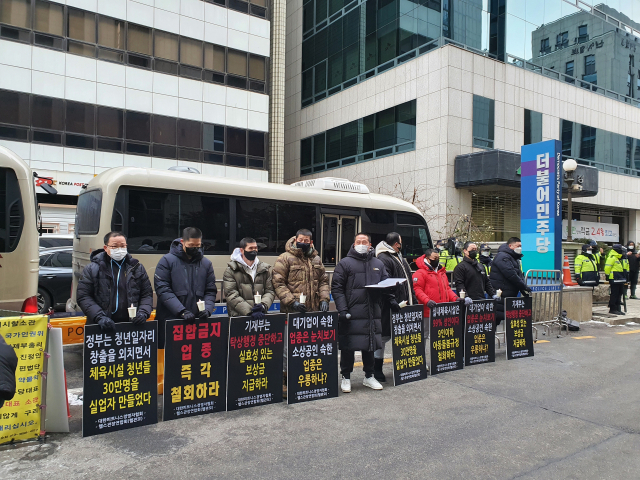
[332,233,395,392]
[154,227,217,348]
[605,244,627,315]
[413,248,461,320]
[77,231,153,330]
[625,241,638,299]
[223,237,275,318]
[453,242,499,303]
[574,244,600,287]
[273,229,330,314]
[489,237,531,325]
[478,243,493,276]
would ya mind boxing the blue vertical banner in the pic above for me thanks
[520,140,562,274]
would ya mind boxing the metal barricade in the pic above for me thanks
[526,269,564,339]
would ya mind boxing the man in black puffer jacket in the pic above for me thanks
[332,233,397,393]
[489,237,531,325]
[77,231,153,330]
[154,227,217,348]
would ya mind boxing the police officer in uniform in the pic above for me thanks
[605,244,627,315]
[574,244,599,287]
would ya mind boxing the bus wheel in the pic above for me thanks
[37,288,52,314]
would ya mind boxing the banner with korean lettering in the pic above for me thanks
[429,302,464,374]
[227,314,285,411]
[287,312,338,404]
[465,300,496,366]
[163,317,229,420]
[390,305,427,386]
[0,315,48,445]
[505,297,534,360]
[520,140,562,274]
[82,322,158,437]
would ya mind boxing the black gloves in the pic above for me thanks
[197,309,211,321]
[389,299,401,313]
[319,301,329,312]
[292,301,308,313]
[251,303,265,320]
[457,297,466,304]
[132,313,147,326]
[98,317,115,330]
[339,311,350,322]
[523,287,532,296]
[427,300,437,309]
[182,310,196,323]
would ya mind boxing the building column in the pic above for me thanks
[629,210,640,243]
[269,0,286,184]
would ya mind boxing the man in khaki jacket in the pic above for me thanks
[272,229,330,314]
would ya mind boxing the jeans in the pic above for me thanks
[374,336,391,360]
[340,349,374,378]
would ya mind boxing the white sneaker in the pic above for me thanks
[363,376,383,390]
[341,377,351,393]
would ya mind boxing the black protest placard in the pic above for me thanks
[505,297,534,360]
[83,322,157,437]
[287,312,338,404]
[429,302,464,374]
[227,314,286,410]
[163,317,229,420]
[465,299,496,366]
[390,305,428,386]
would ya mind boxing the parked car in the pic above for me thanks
[38,247,73,314]
[39,234,74,250]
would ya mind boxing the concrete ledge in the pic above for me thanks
[562,286,593,322]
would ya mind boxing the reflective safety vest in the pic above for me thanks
[604,252,626,283]
[574,254,599,285]
[439,250,450,268]
[479,262,491,276]
[445,255,463,273]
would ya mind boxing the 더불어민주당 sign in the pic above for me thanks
[429,302,464,374]
[287,312,338,404]
[505,297,534,360]
[163,317,229,420]
[390,305,427,385]
[465,299,496,366]
[227,314,286,410]
[82,322,158,437]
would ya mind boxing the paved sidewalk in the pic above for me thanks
[592,295,640,325]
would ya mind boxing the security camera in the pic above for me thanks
[571,184,583,191]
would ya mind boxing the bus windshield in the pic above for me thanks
[76,189,102,236]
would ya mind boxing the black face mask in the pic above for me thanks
[185,246,201,257]
[429,258,439,268]
[244,250,258,261]
[296,242,311,253]
[468,250,478,259]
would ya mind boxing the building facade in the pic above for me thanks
[284,0,640,243]
[0,0,282,227]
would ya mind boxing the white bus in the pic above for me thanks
[67,167,432,312]
[0,146,40,313]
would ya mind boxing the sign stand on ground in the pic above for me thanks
[390,305,427,385]
[505,297,534,360]
[429,302,464,374]
[464,300,496,366]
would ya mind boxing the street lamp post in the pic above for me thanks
[563,158,578,242]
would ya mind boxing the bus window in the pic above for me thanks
[0,167,24,252]
[127,189,230,253]
[362,208,394,247]
[397,212,432,261]
[76,189,102,235]
[236,200,316,253]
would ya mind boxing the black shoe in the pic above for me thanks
[373,358,386,382]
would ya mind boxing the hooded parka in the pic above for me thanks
[77,250,153,325]
[223,248,275,317]
[272,236,330,313]
[412,255,459,318]
[331,246,391,352]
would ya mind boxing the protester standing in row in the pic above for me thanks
[332,233,396,393]
[154,227,217,347]
[489,237,531,325]
[453,242,499,302]
[374,232,416,382]
[412,248,460,319]
[605,244,627,315]
[77,231,153,330]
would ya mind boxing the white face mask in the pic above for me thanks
[109,247,128,262]
[586,249,593,255]
[354,244,369,254]
[514,247,522,255]
[481,251,490,257]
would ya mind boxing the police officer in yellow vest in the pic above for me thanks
[436,240,449,268]
[443,238,463,272]
[574,244,599,287]
[478,243,493,276]
[605,244,626,315]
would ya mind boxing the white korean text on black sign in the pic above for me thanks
[390,305,427,385]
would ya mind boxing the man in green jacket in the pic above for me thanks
[222,237,275,318]
[605,244,626,315]
[574,244,599,287]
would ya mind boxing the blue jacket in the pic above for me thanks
[154,239,217,346]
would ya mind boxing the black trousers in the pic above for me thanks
[629,271,639,297]
[609,283,624,312]
[340,349,374,378]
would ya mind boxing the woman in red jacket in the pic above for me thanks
[412,248,460,318]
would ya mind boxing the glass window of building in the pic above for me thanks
[32,96,64,131]
[97,106,123,139]
[127,23,152,56]
[578,24,588,43]
[67,8,95,43]
[154,31,179,61]
[227,127,246,154]
[125,111,150,142]
[583,55,596,84]
[204,44,225,72]
[249,55,265,81]
[524,109,542,145]
[561,120,573,157]
[248,131,265,158]
[203,124,224,152]
[227,49,247,76]
[66,101,95,135]
[556,31,568,49]
[472,95,494,149]
[580,125,596,160]
[0,90,29,126]
[0,0,31,29]
[540,38,550,55]
[180,37,203,67]
[177,119,201,148]
[34,0,63,36]
[98,16,125,50]
[153,116,176,145]
[565,60,574,77]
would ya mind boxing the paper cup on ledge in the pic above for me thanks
[197,299,206,312]
[254,294,262,305]
[299,293,306,305]
[128,305,137,318]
